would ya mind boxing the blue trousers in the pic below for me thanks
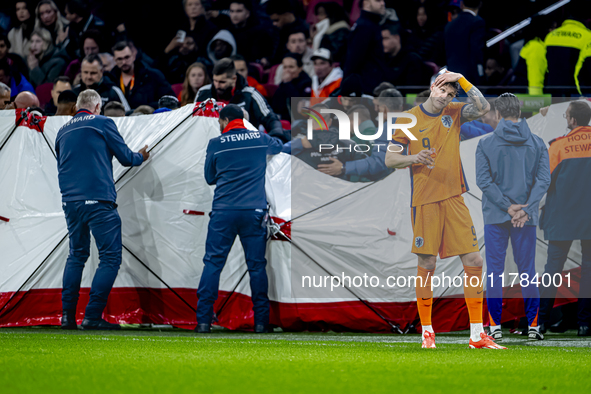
[196,209,269,326]
[539,240,591,326]
[62,201,122,320]
[485,223,540,326]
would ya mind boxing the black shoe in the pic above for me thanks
[549,319,569,333]
[539,323,547,334]
[254,324,268,333]
[578,326,590,336]
[61,310,78,330]
[81,318,121,330]
[194,323,211,333]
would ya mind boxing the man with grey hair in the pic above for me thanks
[55,89,149,330]
[0,82,10,109]
[476,92,550,341]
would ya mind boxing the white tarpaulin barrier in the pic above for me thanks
[0,101,585,332]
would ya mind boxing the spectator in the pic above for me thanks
[196,58,287,142]
[444,0,485,84]
[63,0,105,59]
[228,0,274,63]
[476,93,550,342]
[26,28,68,87]
[284,103,365,180]
[310,48,342,104]
[312,2,350,64]
[274,29,315,85]
[372,81,394,112]
[414,89,430,106]
[74,54,130,112]
[111,41,174,109]
[407,4,445,65]
[34,0,68,47]
[166,0,217,59]
[99,53,115,73]
[162,35,210,84]
[483,54,510,87]
[132,105,155,115]
[272,52,312,120]
[325,74,377,121]
[539,101,591,337]
[63,29,104,85]
[0,81,10,109]
[231,54,267,97]
[54,89,77,115]
[343,0,388,95]
[103,100,125,117]
[544,14,591,95]
[265,0,309,65]
[381,22,428,88]
[153,95,180,113]
[179,62,210,106]
[46,75,71,115]
[0,33,28,79]
[272,29,313,84]
[207,30,237,64]
[10,90,39,109]
[0,58,34,96]
[7,1,35,58]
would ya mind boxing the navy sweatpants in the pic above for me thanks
[485,222,540,327]
[61,200,122,320]
[539,240,591,326]
[196,209,269,326]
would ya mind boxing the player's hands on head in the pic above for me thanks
[434,71,463,88]
[414,149,435,166]
[139,145,150,161]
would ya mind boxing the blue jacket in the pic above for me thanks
[461,120,493,140]
[205,120,283,210]
[55,109,144,202]
[476,118,550,225]
[10,73,35,96]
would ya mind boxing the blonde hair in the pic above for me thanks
[35,0,68,45]
[181,62,211,106]
[27,28,54,60]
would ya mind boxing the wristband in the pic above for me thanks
[458,77,473,92]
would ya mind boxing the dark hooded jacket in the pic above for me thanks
[476,118,550,225]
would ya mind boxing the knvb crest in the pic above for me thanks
[441,115,453,129]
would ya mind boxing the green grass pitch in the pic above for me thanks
[1,328,590,394]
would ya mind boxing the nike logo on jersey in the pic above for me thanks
[419,128,427,133]
[477,290,483,295]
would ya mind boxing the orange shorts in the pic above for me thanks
[411,195,479,259]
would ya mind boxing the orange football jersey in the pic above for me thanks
[393,102,469,207]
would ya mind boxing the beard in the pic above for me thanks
[216,86,233,101]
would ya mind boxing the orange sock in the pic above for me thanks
[463,265,483,324]
[416,266,435,326]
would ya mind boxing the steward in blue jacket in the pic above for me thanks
[475,93,550,341]
[55,89,148,330]
[196,104,283,334]
[539,101,591,336]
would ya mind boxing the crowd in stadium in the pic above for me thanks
[0,0,589,118]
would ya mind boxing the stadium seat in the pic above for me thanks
[265,64,280,85]
[171,83,183,97]
[424,61,440,76]
[280,120,291,130]
[35,82,53,109]
[349,0,361,24]
[262,83,278,98]
[249,62,264,83]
